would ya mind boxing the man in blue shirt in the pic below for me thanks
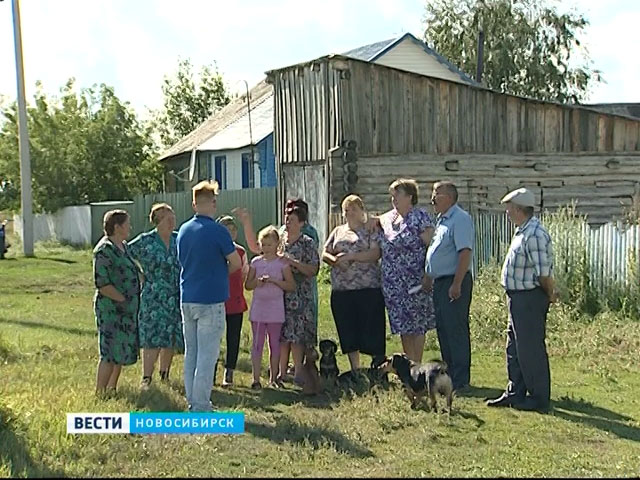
[177,180,241,412]
[425,181,474,392]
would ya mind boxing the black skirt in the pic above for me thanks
[330,288,386,356]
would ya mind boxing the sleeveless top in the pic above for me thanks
[249,256,287,324]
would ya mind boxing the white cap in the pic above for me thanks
[500,188,535,207]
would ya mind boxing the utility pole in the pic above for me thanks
[10,0,34,256]
[242,80,256,187]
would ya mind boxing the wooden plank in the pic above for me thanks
[613,118,627,151]
[427,81,437,153]
[506,96,519,152]
[626,121,640,151]
[404,74,413,153]
[544,106,560,152]
[495,94,507,153]
[412,75,425,153]
[304,70,312,161]
[570,109,581,152]
[437,82,450,153]
[535,104,546,152]
[586,113,598,151]
[561,109,571,152]
[449,83,458,153]
[340,68,354,144]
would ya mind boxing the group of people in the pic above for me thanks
[92,176,556,413]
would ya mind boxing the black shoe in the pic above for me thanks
[486,393,521,408]
[513,397,550,413]
[454,383,471,395]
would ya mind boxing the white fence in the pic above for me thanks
[472,209,640,292]
[14,205,91,246]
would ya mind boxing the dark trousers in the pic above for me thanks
[433,272,472,389]
[224,313,244,370]
[505,288,551,405]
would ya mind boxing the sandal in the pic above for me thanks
[251,381,262,390]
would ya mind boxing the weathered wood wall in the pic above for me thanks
[270,61,343,164]
[329,152,640,224]
[338,58,640,156]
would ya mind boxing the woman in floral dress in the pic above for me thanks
[278,203,320,385]
[375,178,436,363]
[93,209,141,394]
[128,203,182,389]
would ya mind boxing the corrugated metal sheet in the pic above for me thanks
[197,94,273,151]
[471,210,640,296]
[127,188,277,253]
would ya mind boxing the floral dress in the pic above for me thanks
[280,233,320,347]
[377,208,436,335]
[93,237,141,365]
[128,229,183,352]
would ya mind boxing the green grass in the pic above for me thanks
[1,244,640,477]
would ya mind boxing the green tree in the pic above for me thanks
[153,58,230,149]
[0,79,161,212]
[423,0,601,102]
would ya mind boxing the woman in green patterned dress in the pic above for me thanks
[93,210,141,394]
[128,203,182,389]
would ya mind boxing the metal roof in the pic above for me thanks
[197,94,273,151]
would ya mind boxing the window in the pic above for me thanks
[241,152,255,188]
[214,155,226,189]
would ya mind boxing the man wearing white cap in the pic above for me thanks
[486,187,556,413]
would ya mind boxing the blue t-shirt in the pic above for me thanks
[426,204,474,279]
[177,214,236,304]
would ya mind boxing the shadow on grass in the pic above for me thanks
[552,396,640,442]
[0,404,66,477]
[246,416,375,458]
[118,385,186,412]
[0,317,95,338]
[29,256,79,264]
[211,385,335,413]
[455,385,504,400]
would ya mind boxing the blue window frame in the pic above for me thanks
[241,152,255,188]
[214,155,226,189]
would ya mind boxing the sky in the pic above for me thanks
[0,0,638,119]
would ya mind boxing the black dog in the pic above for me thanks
[337,355,390,389]
[319,339,340,381]
[380,353,453,412]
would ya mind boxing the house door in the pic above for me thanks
[281,163,327,246]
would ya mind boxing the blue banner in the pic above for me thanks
[129,412,244,434]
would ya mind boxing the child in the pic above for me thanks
[216,215,249,387]
[245,226,296,389]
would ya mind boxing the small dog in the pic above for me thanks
[319,339,340,381]
[301,347,322,395]
[337,355,390,388]
[379,353,453,412]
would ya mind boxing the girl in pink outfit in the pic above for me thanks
[245,226,296,389]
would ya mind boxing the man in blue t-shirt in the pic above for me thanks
[425,181,475,393]
[177,180,241,412]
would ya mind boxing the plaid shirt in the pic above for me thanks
[501,216,553,291]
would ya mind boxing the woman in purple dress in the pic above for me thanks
[374,178,436,363]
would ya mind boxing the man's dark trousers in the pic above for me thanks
[505,287,551,406]
[433,272,472,389]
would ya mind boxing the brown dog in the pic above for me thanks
[301,347,322,395]
[380,353,453,412]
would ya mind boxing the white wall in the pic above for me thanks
[14,205,91,246]
[208,148,261,190]
[375,36,467,84]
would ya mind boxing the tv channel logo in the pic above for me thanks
[67,412,245,435]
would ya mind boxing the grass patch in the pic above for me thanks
[1,244,639,477]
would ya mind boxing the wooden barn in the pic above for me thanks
[265,55,640,243]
